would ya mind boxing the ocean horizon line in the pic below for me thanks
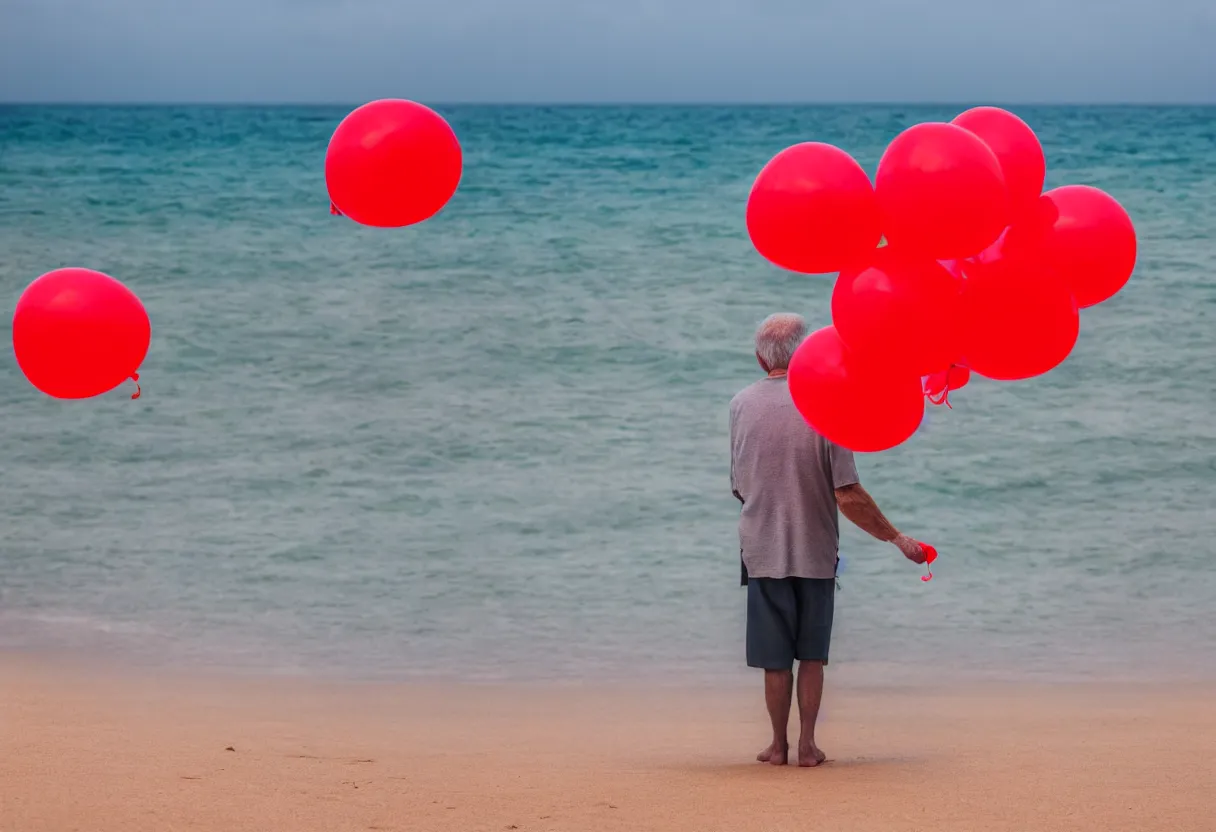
[3,100,1214,109]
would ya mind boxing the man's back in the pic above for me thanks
[730,377,859,581]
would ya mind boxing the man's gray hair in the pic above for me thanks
[754,313,807,371]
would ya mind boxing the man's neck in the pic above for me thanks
[766,370,787,379]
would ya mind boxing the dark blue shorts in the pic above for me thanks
[745,576,836,670]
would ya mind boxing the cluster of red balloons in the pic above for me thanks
[747,107,1137,453]
[13,100,463,401]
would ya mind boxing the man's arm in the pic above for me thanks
[731,450,743,504]
[729,405,743,504]
[834,483,926,564]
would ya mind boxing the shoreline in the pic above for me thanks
[9,644,1216,690]
[4,651,1215,831]
[6,634,1214,690]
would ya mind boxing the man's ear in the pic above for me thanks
[756,352,771,374]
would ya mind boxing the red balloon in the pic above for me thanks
[959,243,1079,381]
[13,268,151,399]
[1006,185,1137,308]
[875,122,1009,259]
[831,247,963,376]
[951,107,1045,221]
[787,326,925,453]
[325,99,462,228]
[746,142,881,274]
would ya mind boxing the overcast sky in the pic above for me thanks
[2,0,1214,103]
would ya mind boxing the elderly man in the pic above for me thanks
[729,313,926,768]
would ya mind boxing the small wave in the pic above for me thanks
[0,611,157,637]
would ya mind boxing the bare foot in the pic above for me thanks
[756,740,789,766]
[798,739,827,768]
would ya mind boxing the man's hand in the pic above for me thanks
[892,533,926,564]
[835,484,928,566]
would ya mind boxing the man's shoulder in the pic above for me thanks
[731,379,830,444]
[731,378,780,408]
[731,379,795,420]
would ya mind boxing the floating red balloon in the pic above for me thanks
[13,268,151,399]
[787,326,924,453]
[951,107,1045,222]
[746,142,881,274]
[325,99,462,228]
[831,247,963,376]
[875,122,1009,259]
[959,243,1079,381]
[1006,185,1137,308]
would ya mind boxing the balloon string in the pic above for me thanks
[921,564,934,582]
[130,373,141,400]
[927,387,953,409]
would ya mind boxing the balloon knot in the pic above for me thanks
[329,202,342,216]
[925,363,970,408]
[130,373,141,400]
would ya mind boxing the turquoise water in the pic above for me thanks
[1,105,1213,684]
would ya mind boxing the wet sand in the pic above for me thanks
[2,653,1213,832]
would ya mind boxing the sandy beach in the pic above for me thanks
[2,653,1212,832]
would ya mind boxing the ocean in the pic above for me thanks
[1,105,1213,685]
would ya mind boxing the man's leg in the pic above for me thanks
[746,578,798,766]
[792,577,835,767]
[796,660,827,767]
[757,669,792,765]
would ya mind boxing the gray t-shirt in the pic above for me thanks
[729,376,860,581]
